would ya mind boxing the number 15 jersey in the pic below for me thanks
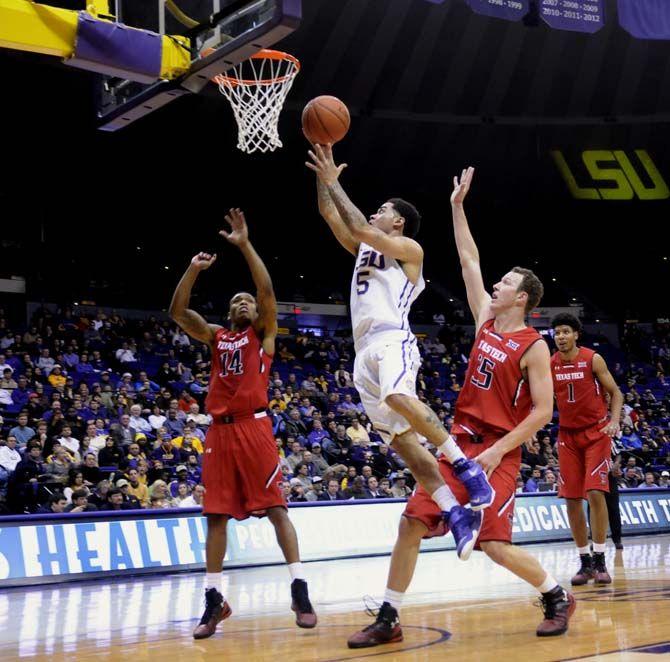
[455,319,543,434]
[206,326,272,418]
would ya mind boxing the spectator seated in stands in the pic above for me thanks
[65,489,98,512]
[0,367,17,391]
[524,468,543,493]
[169,465,197,498]
[129,404,152,435]
[116,479,142,508]
[63,468,90,503]
[378,477,394,498]
[186,402,211,430]
[391,471,412,498]
[58,425,81,461]
[638,471,659,488]
[365,476,385,498]
[102,487,133,511]
[623,467,641,488]
[172,423,204,455]
[288,480,308,502]
[125,467,150,507]
[340,466,358,491]
[47,448,75,484]
[348,475,373,500]
[149,480,176,508]
[304,475,325,501]
[621,425,643,450]
[318,478,345,501]
[305,446,329,477]
[177,483,205,508]
[88,480,112,509]
[285,440,305,473]
[152,436,182,467]
[0,436,21,485]
[346,418,370,445]
[9,413,35,448]
[98,436,123,468]
[292,462,313,491]
[37,492,67,514]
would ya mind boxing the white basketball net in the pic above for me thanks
[215,51,300,154]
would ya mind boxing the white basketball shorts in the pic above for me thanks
[353,335,421,443]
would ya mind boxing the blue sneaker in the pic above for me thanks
[444,506,482,561]
[453,458,495,511]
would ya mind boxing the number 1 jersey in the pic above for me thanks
[455,319,543,433]
[551,346,608,430]
[206,326,272,418]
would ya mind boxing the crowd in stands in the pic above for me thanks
[0,307,668,516]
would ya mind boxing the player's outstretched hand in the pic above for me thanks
[220,208,250,247]
[305,143,347,186]
[191,252,217,271]
[451,166,475,206]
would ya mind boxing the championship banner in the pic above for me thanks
[539,0,606,34]
[465,0,530,22]
[617,0,670,40]
[1,490,669,587]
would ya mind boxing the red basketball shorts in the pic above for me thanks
[557,424,611,499]
[201,414,285,519]
[404,429,519,548]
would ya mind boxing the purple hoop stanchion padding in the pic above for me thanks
[466,0,530,22]
[66,12,163,84]
[539,0,606,34]
[618,0,670,39]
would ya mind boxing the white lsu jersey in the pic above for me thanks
[350,241,425,352]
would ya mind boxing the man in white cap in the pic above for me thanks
[117,478,142,508]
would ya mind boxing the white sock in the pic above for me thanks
[383,588,404,611]
[288,562,305,581]
[593,542,606,553]
[432,485,459,513]
[205,572,223,594]
[577,545,591,555]
[535,573,559,594]
[438,435,466,464]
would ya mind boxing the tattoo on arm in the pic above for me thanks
[317,179,338,217]
[327,182,368,231]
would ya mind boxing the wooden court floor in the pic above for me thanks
[2,534,669,661]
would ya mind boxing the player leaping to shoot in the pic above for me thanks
[169,208,316,640]
[346,167,575,649]
[307,143,494,561]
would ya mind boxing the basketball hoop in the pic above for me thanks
[213,49,300,154]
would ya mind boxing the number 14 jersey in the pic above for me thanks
[206,326,272,417]
[455,319,542,433]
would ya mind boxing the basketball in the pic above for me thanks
[301,95,351,145]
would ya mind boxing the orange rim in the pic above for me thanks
[209,49,300,87]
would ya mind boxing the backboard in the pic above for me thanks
[97,0,301,131]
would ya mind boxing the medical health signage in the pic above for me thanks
[466,0,530,22]
[1,491,669,587]
[540,0,605,33]
[0,515,208,582]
